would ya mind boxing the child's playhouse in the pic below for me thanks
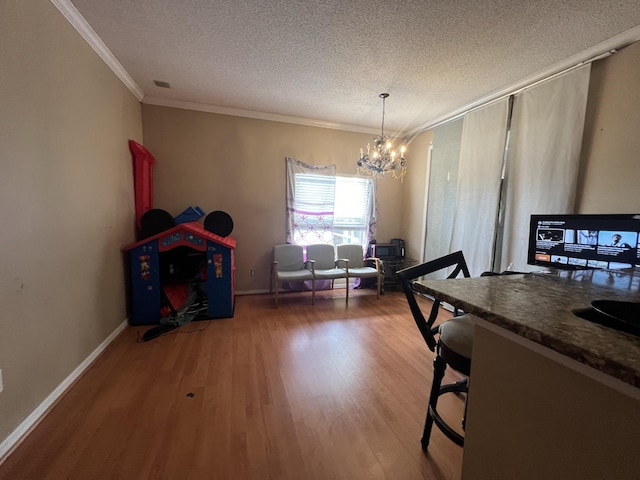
[123,140,236,326]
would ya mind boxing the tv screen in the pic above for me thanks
[527,214,640,270]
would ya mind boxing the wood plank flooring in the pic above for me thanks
[0,289,464,479]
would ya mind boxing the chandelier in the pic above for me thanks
[357,93,407,182]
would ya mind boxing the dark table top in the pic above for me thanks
[413,269,640,388]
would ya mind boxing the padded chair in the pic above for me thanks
[336,244,382,304]
[396,251,473,450]
[306,244,348,296]
[271,244,315,307]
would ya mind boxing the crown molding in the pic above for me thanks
[408,24,640,136]
[50,0,144,101]
[142,96,386,135]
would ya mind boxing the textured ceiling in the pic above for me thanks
[68,0,640,134]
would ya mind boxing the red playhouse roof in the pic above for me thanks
[123,221,236,252]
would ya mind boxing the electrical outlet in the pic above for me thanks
[0,369,3,394]
[250,269,256,276]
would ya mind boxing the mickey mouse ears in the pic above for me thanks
[204,210,234,237]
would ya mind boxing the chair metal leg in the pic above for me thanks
[461,379,469,430]
[422,354,446,450]
[345,277,349,304]
[311,279,315,305]
[422,355,466,450]
[441,377,470,431]
[272,272,278,308]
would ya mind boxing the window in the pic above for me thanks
[333,176,373,246]
[291,173,373,247]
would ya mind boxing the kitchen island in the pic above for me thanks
[414,269,640,480]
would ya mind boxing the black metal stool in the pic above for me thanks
[397,251,473,449]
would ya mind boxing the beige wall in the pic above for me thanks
[576,41,640,213]
[141,105,405,292]
[400,130,433,261]
[0,2,141,448]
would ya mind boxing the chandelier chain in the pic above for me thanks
[381,94,386,136]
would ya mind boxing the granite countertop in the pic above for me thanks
[413,270,640,388]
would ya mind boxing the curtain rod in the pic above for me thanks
[406,38,637,141]
[459,50,615,123]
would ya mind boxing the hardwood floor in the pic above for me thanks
[0,289,464,479]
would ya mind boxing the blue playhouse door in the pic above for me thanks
[130,243,161,325]
[204,242,234,318]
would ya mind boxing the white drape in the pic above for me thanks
[285,157,336,244]
[424,118,463,278]
[365,178,377,246]
[499,65,591,271]
[449,98,510,276]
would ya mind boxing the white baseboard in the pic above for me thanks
[235,288,271,295]
[235,283,352,296]
[0,318,129,463]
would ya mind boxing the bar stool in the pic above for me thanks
[397,251,473,450]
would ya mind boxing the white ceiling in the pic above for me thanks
[64,0,640,135]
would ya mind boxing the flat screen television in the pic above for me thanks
[527,214,640,270]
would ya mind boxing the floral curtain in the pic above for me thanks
[286,157,337,244]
